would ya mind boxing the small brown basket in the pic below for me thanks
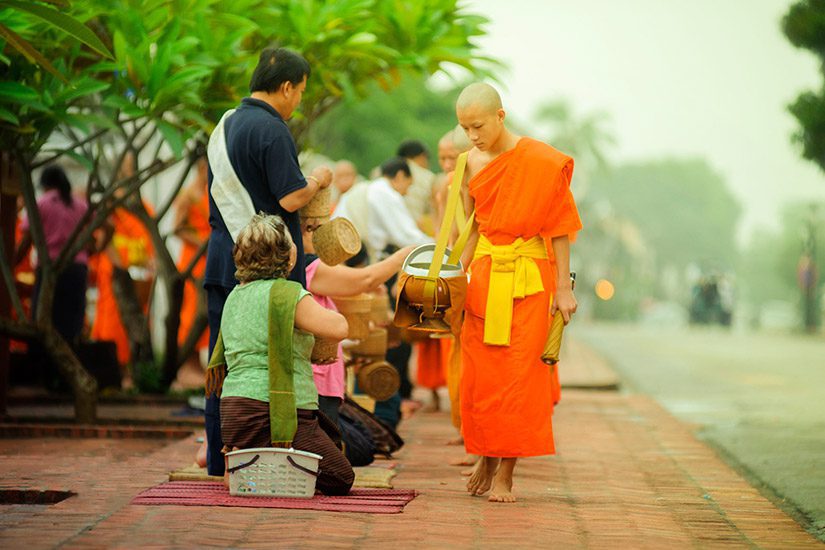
[311,337,339,365]
[299,186,331,219]
[333,293,372,340]
[369,291,391,326]
[356,361,400,401]
[350,327,387,362]
[312,217,361,266]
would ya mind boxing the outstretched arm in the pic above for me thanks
[308,245,415,298]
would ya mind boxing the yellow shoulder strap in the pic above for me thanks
[427,152,468,279]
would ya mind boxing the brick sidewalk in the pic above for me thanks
[0,388,820,548]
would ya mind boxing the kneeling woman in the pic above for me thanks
[206,213,354,496]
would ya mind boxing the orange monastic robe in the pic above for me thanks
[416,337,450,389]
[460,138,581,458]
[177,190,209,350]
[91,207,154,366]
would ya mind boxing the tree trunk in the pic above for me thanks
[0,190,15,417]
[41,325,98,423]
[111,266,153,363]
[176,289,208,372]
[162,274,185,386]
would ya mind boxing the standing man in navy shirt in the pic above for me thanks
[204,48,332,475]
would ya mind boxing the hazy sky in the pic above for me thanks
[454,0,825,242]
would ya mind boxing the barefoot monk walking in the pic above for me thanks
[455,83,582,503]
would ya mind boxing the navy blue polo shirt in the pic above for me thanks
[205,98,308,289]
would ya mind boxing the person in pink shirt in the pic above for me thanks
[301,219,414,425]
[16,165,90,346]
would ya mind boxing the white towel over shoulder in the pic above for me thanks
[207,110,255,242]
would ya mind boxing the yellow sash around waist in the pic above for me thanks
[474,234,547,346]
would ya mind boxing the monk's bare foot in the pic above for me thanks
[195,440,207,468]
[401,399,423,419]
[446,436,463,446]
[488,478,516,503]
[449,453,478,466]
[488,457,517,503]
[466,456,499,496]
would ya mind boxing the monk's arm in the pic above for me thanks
[550,235,577,323]
[460,220,478,272]
[458,170,477,269]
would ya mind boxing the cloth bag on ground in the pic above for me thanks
[338,411,376,467]
[341,396,404,458]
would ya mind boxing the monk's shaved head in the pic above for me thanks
[450,124,472,152]
[456,82,503,113]
[456,83,511,152]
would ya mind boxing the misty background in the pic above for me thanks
[313,0,825,332]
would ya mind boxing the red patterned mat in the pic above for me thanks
[131,481,417,514]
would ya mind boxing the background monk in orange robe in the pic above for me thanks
[91,204,154,386]
[456,83,581,503]
[415,126,473,415]
[172,154,210,388]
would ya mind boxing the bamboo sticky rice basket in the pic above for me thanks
[312,217,361,266]
[356,361,400,401]
[311,337,339,365]
[369,291,391,326]
[332,293,372,340]
[299,186,331,219]
[350,327,387,362]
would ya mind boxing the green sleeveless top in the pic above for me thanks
[207,278,317,446]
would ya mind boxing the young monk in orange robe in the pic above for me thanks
[456,83,581,503]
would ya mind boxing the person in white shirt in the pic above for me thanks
[332,179,371,250]
[397,140,436,230]
[353,157,432,260]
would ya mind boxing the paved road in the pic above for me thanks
[571,321,825,540]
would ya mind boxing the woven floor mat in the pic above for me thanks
[133,481,416,514]
[169,463,397,488]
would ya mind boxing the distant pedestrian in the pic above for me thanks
[16,165,89,346]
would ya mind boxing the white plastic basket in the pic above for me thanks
[226,448,322,498]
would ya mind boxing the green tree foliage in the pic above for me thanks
[309,76,463,173]
[0,0,111,83]
[0,0,494,416]
[590,159,742,272]
[783,0,825,172]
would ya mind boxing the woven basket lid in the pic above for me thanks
[356,361,400,401]
[299,186,331,218]
[313,217,362,266]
